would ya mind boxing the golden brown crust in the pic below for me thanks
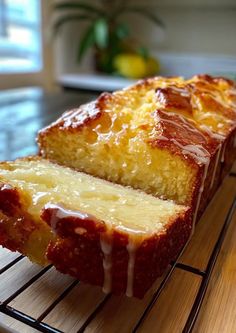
[38,74,236,163]
[38,94,111,133]
[150,109,219,162]
[0,184,38,253]
[42,202,191,298]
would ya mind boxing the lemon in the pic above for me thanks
[114,53,160,79]
[114,53,147,79]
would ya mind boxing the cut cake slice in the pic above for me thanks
[0,157,191,298]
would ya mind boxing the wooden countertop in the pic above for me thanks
[0,88,235,333]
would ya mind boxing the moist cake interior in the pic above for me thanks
[0,158,187,235]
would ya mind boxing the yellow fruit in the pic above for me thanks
[114,53,160,79]
[146,57,160,76]
[114,53,147,79]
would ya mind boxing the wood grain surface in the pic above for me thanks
[193,210,236,333]
[180,176,236,270]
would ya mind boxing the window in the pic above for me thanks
[0,0,42,73]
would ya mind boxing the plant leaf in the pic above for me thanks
[136,46,149,60]
[115,22,129,39]
[53,1,104,16]
[52,15,92,36]
[77,22,95,62]
[116,6,164,28]
[94,18,108,49]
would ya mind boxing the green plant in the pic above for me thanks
[52,0,164,73]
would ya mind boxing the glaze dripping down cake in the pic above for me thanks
[0,157,191,298]
[38,75,236,224]
[0,74,236,298]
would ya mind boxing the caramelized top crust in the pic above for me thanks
[49,101,102,130]
[39,75,236,166]
[150,109,218,163]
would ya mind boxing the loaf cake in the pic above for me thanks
[1,74,236,298]
[38,75,236,224]
[0,157,191,298]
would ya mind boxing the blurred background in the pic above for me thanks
[0,0,236,92]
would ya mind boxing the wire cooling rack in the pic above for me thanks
[0,172,236,333]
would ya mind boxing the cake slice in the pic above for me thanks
[38,75,236,224]
[0,157,191,298]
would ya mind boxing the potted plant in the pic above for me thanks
[52,0,164,78]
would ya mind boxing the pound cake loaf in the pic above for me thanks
[38,75,236,224]
[0,157,191,298]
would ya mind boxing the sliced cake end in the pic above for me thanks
[0,157,191,297]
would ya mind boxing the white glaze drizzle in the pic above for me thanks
[156,128,211,231]
[181,144,210,163]
[155,111,208,141]
[45,203,114,294]
[159,117,199,135]
[155,83,235,234]
[192,160,209,229]
[171,139,210,164]
[210,144,222,189]
[44,203,95,232]
[221,142,227,163]
[155,111,212,162]
[33,191,47,205]
[115,225,150,235]
[198,125,227,189]
[100,233,113,294]
[126,238,137,297]
[169,85,190,97]
[167,138,210,229]
[199,125,226,141]
[1,184,12,190]
[180,141,210,229]
[169,112,205,135]
[50,208,60,232]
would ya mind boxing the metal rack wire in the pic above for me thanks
[0,174,236,333]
